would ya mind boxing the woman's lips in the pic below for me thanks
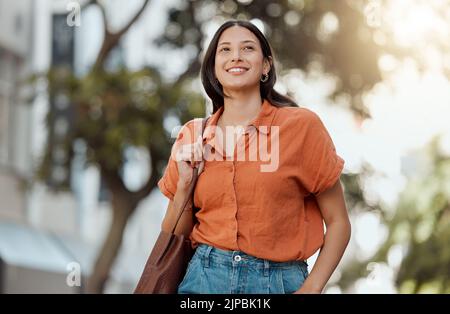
[226,67,249,75]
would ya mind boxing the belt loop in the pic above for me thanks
[202,245,213,268]
[263,260,270,277]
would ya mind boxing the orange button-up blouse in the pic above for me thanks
[158,99,344,262]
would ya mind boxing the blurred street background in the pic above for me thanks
[0,0,449,293]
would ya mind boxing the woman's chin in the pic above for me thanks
[222,81,256,92]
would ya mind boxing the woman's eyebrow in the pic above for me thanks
[218,40,257,46]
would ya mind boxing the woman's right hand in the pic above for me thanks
[175,136,204,190]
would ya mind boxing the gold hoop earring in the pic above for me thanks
[260,73,269,83]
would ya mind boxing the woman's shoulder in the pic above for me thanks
[174,118,204,143]
[275,105,322,127]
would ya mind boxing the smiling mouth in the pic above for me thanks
[227,67,249,74]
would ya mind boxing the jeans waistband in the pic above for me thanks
[195,243,308,269]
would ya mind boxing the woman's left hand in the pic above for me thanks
[293,283,322,294]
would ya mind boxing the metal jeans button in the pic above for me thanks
[234,255,242,262]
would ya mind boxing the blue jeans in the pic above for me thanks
[177,243,309,294]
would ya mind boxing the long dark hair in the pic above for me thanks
[201,20,298,113]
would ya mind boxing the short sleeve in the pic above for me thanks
[297,111,345,196]
[157,119,203,200]
[157,156,178,200]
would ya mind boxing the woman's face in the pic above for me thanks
[214,26,271,94]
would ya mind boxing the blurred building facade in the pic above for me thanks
[0,0,34,222]
[0,0,164,293]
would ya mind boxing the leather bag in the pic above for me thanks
[133,117,209,294]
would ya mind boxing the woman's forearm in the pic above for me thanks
[296,219,351,293]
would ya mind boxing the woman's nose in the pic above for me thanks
[231,49,242,62]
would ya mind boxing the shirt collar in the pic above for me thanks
[202,98,277,142]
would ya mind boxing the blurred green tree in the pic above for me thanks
[339,138,450,293]
[38,0,205,293]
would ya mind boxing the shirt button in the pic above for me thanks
[234,255,242,262]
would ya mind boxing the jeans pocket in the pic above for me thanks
[296,262,309,279]
[178,257,201,293]
[280,264,307,294]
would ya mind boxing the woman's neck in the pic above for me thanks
[220,90,263,127]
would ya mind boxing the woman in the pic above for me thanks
[158,20,351,294]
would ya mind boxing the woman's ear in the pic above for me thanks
[264,56,273,73]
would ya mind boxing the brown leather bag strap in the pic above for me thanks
[170,116,210,234]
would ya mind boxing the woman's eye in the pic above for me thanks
[219,46,254,52]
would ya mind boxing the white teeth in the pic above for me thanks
[228,68,247,73]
